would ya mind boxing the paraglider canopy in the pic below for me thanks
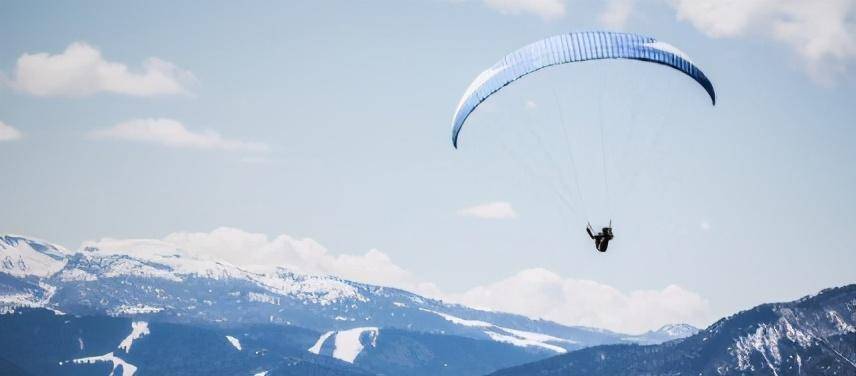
[451,31,716,148]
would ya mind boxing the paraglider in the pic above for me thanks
[586,222,613,252]
[451,31,715,148]
[449,31,716,253]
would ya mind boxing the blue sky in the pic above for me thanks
[1,0,854,333]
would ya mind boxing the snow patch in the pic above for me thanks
[0,293,43,312]
[307,328,379,363]
[419,308,572,353]
[226,335,242,351]
[68,352,137,376]
[109,304,163,315]
[483,328,569,353]
[247,292,279,305]
[734,323,783,371]
[308,331,334,354]
[827,310,855,332]
[421,308,493,328]
[58,268,98,282]
[332,327,378,363]
[118,321,150,353]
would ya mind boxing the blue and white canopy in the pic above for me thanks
[451,31,716,148]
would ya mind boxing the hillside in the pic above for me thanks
[491,285,856,375]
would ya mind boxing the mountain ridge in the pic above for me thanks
[490,284,856,375]
[0,234,693,352]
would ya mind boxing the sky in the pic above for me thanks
[1,0,855,334]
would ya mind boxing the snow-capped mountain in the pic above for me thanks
[490,285,856,375]
[657,323,699,338]
[0,235,67,278]
[0,234,693,355]
[621,323,700,344]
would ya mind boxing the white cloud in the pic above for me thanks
[482,0,566,20]
[700,220,711,231]
[447,268,710,334]
[0,121,23,141]
[457,201,518,219]
[6,42,193,97]
[89,118,269,153]
[599,0,635,29]
[669,0,856,82]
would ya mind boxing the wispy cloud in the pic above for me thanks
[669,0,856,83]
[5,42,194,97]
[89,118,269,153]
[599,0,635,29]
[457,201,518,219]
[481,0,566,20]
[0,121,23,141]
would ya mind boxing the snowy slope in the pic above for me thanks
[0,235,67,278]
[420,308,574,353]
[491,285,856,376]
[59,320,149,376]
[69,352,138,376]
[308,327,379,363]
[118,321,150,353]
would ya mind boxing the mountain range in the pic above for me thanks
[2,234,853,375]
